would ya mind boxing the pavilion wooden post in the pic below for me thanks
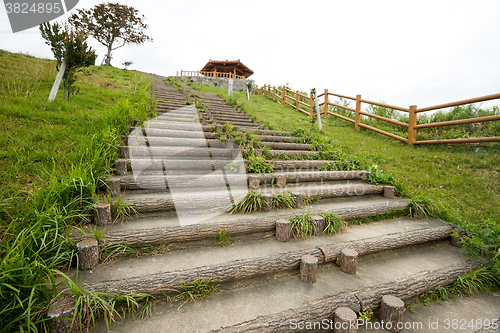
[273,86,276,101]
[310,96,314,118]
[324,89,329,117]
[408,105,417,146]
[355,95,361,130]
[180,70,183,76]
[282,87,287,105]
[296,90,300,112]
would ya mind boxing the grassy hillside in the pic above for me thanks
[0,50,151,222]
[193,83,500,272]
[0,49,152,332]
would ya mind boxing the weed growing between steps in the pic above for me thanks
[289,211,317,239]
[247,156,275,173]
[0,50,152,332]
[408,266,500,308]
[320,212,347,234]
[166,278,219,309]
[211,229,234,247]
[271,191,296,209]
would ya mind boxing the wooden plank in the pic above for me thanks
[414,137,500,145]
[359,111,409,127]
[415,114,500,129]
[327,111,356,124]
[330,102,356,113]
[359,98,409,112]
[328,92,357,101]
[417,93,500,113]
[359,123,408,143]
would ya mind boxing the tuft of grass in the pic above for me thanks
[364,165,396,186]
[167,278,219,308]
[272,191,296,209]
[289,210,317,239]
[414,266,499,307]
[247,156,274,173]
[211,229,234,247]
[226,190,263,213]
[320,212,346,234]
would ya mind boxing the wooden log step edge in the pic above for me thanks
[209,261,481,333]
[71,200,410,247]
[85,225,454,296]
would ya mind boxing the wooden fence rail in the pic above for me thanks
[256,85,500,146]
[180,70,246,80]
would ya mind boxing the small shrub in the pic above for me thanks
[247,156,274,173]
[289,210,317,239]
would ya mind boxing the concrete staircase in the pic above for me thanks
[57,75,479,333]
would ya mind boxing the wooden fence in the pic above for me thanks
[256,84,500,145]
[180,70,246,80]
[258,84,315,117]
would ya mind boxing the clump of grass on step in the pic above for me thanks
[303,194,320,205]
[211,228,234,247]
[272,191,296,209]
[289,210,316,239]
[364,165,395,185]
[62,280,155,331]
[320,212,346,234]
[168,278,219,308]
[227,190,263,213]
[247,156,274,173]
[413,266,499,307]
[100,193,134,222]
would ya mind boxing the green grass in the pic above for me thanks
[0,49,152,332]
[211,228,234,247]
[193,83,500,280]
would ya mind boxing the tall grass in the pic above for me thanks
[0,50,151,332]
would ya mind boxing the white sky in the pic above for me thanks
[1,0,500,110]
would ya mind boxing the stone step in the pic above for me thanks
[113,170,369,191]
[210,120,260,127]
[235,127,292,136]
[209,116,255,124]
[118,146,232,159]
[75,197,410,249]
[94,244,474,333]
[255,134,299,143]
[119,181,385,214]
[208,113,253,121]
[73,223,476,332]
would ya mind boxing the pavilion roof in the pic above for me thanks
[200,59,254,78]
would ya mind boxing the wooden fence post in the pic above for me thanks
[296,90,300,112]
[273,86,276,101]
[324,89,329,117]
[408,105,417,146]
[355,95,361,130]
[310,96,314,118]
[282,87,287,105]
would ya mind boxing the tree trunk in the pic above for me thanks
[105,44,112,65]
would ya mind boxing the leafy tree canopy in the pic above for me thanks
[69,3,152,65]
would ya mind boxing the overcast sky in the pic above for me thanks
[1,0,499,110]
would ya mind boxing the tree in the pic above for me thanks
[40,22,97,100]
[69,3,152,66]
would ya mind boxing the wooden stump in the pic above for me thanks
[311,215,325,236]
[300,254,318,283]
[333,307,358,333]
[255,149,263,157]
[276,175,286,188]
[338,248,358,274]
[114,160,127,175]
[94,203,112,226]
[380,295,405,332]
[48,296,78,333]
[106,178,121,198]
[248,176,260,190]
[77,238,100,270]
[261,193,273,212]
[276,219,291,242]
[383,186,395,199]
[291,192,303,208]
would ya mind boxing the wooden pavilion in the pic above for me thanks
[199,59,254,79]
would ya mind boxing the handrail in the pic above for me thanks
[256,83,499,145]
[416,93,500,113]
